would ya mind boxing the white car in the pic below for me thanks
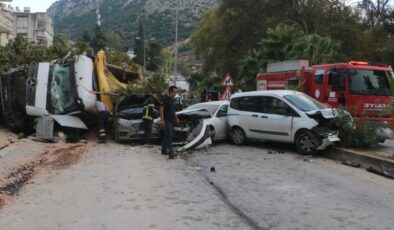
[227,90,340,155]
[172,100,229,152]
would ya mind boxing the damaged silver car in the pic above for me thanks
[173,101,229,152]
[228,90,341,155]
[113,95,161,142]
[114,99,229,152]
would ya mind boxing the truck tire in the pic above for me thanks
[231,127,246,145]
[296,131,319,155]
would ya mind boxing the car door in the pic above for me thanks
[235,96,263,139]
[212,104,228,140]
[254,96,294,142]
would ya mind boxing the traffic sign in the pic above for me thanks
[221,74,234,87]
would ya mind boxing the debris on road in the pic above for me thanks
[0,143,88,208]
[342,160,361,168]
[367,167,394,179]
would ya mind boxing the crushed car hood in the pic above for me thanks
[306,109,337,119]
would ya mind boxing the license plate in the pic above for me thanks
[138,130,145,135]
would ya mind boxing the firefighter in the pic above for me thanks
[96,101,111,144]
[142,92,160,145]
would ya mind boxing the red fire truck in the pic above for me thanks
[256,60,394,140]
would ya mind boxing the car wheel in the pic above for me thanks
[296,131,319,155]
[231,127,246,145]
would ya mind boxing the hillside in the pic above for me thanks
[47,0,217,46]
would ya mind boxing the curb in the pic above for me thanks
[323,147,394,171]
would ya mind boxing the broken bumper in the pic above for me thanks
[316,134,340,151]
[115,118,161,141]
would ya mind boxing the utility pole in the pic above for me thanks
[173,0,179,86]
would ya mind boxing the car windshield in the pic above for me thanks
[284,93,326,112]
[348,69,392,95]
[185,104,220,115]
[50,64,79,114]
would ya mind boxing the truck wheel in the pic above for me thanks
[296,131,319,155]
[231,127,246,145]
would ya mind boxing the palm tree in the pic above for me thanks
[259,25,303,62]
[289,34,340,64]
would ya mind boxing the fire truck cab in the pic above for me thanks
[257,60,394,141]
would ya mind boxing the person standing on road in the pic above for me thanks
[142,92,160,145]
[160,86,179,159]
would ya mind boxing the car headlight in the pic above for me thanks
[117,118,130,126]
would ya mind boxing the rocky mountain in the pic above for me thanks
[47,0,217,47]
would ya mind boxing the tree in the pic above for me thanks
[380,42,394,67]
[259,25,303,62]
[52,35,69,58]
[91,25,107,52]
[191,0,365,79]
[134,17,146,66]
[146,42,162,71]
[81,30,91,43]
[106,31,129,52]
[159,48,172,76]
[289,34,342,64]
[238,50,266,91]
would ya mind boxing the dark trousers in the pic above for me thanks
[144,119,153,144]
[98,111,110,140]
[161,121,174,154]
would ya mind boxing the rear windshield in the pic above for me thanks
[284,93,326,112]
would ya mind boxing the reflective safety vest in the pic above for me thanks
[143,104,155,120]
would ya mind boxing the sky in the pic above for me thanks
[5,0,394,13]
[8,0,58,12]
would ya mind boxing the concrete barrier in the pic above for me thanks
[323,147,394,172]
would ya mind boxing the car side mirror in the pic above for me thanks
[217,111,227,117]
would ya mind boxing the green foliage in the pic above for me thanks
[146,42,163,72]
[134,17,145,66]
[91,25,107,52]
[73,40,91,55]
[335,110,380,148]
[0,35,71,73]
[238,50,265,91]
[105,31,129,52]
[112,72,168,102]
[380,42,394,67]
[259,25,303,62]
[192,0,390,80]
[289,34,342,64]
[106,50,141,72]
[159,48,172,76]
[187,71,214,98]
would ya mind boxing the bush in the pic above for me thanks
[335,110,380,148]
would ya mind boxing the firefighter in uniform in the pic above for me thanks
[96,101,111,143]
[142,93,160,145]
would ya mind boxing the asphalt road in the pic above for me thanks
[189,143,394,230]
[0,140,393,230]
